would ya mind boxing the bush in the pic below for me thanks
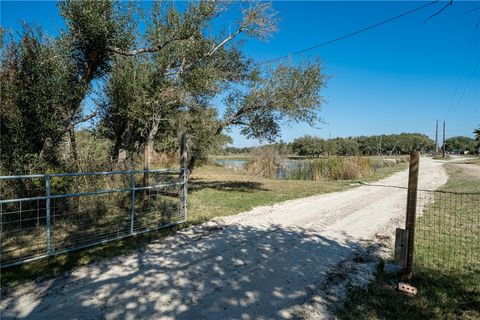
[284,157,373,181]
[244,147,280,178]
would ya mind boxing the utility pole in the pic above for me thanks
[442,121,446,158]
[434,120,438,155]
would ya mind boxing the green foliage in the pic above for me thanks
[96,1,325,171]
[444,136,477,154]
[3,0,327,174]
[291,133,434,157]
[59,0,135,81]
[474,126,480,141]
[224,61,326,142]
[0,26,81,173]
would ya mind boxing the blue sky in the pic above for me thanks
[2,1,479,147]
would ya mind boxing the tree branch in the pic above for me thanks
[216,104,261,134]
[107,36,192,57]
[168,25,245,78]
[205,28,243,58]
[71,113,97,128]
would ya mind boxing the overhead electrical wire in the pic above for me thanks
[445,22,480,121]
[259,0,440,65]
[423,0,452,24]
[448,58,480,120]
[465,6,480,14]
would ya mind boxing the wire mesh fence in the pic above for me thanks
[414,189,480,273]
[0,169,187,268]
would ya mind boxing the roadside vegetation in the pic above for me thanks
[337,161,480,320]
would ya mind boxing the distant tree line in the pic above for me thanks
[288,133,480,157]
[444,136,478,154]
[290,133,434,156]
[217,132,480,157]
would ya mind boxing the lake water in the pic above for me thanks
[212,159,247,170]
[213,157,396,180]
[212,158,307,179]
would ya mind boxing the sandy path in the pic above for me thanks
[0,157,447,320]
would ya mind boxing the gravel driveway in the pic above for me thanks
[0,157,448,320]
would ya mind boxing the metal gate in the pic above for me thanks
[0,168,188,268]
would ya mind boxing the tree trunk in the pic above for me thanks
[111,136,122,163]
[142,119,160,195]
[187,155,196,175]
[146,119,160,167]
[69,128,78,163]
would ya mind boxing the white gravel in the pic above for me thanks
[0,157,448,320]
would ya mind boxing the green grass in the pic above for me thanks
[1,162,406,288]
[188,165,352,224]
[337,163,480,320]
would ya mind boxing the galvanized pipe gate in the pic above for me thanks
[0,167,188,268]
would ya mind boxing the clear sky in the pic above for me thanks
[2,1,479,147]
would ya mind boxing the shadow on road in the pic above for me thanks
[189,179,268,193]
[2,223,365,319]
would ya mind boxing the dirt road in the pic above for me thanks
[1,157,447,320]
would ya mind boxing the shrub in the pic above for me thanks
[244,147,280,178]
[284,157,373,180]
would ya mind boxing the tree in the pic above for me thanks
[444,136,476,154]
[0,26,85,173]
[2,0,327,174]
[1,0,136,173]
[335,138,359,156]
[98,1,326,171]
[220,62,325,141]
[292,136,324,157]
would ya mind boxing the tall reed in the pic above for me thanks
[283,157,373,181]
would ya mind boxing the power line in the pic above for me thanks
[465,6,480,14]
[423,0,452,24]
[259,0,440,65]
[449,58,480,120]
[446,22,480,120]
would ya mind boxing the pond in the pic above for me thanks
[212,159,247,170]
[213,158,310,179]
[213,157,401,181]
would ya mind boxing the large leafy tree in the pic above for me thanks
[99,1,326,171]
[1,0,135,173]
[2,0,328,173]
[0,27,85,173]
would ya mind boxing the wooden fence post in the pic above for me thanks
[405,150,420,277]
